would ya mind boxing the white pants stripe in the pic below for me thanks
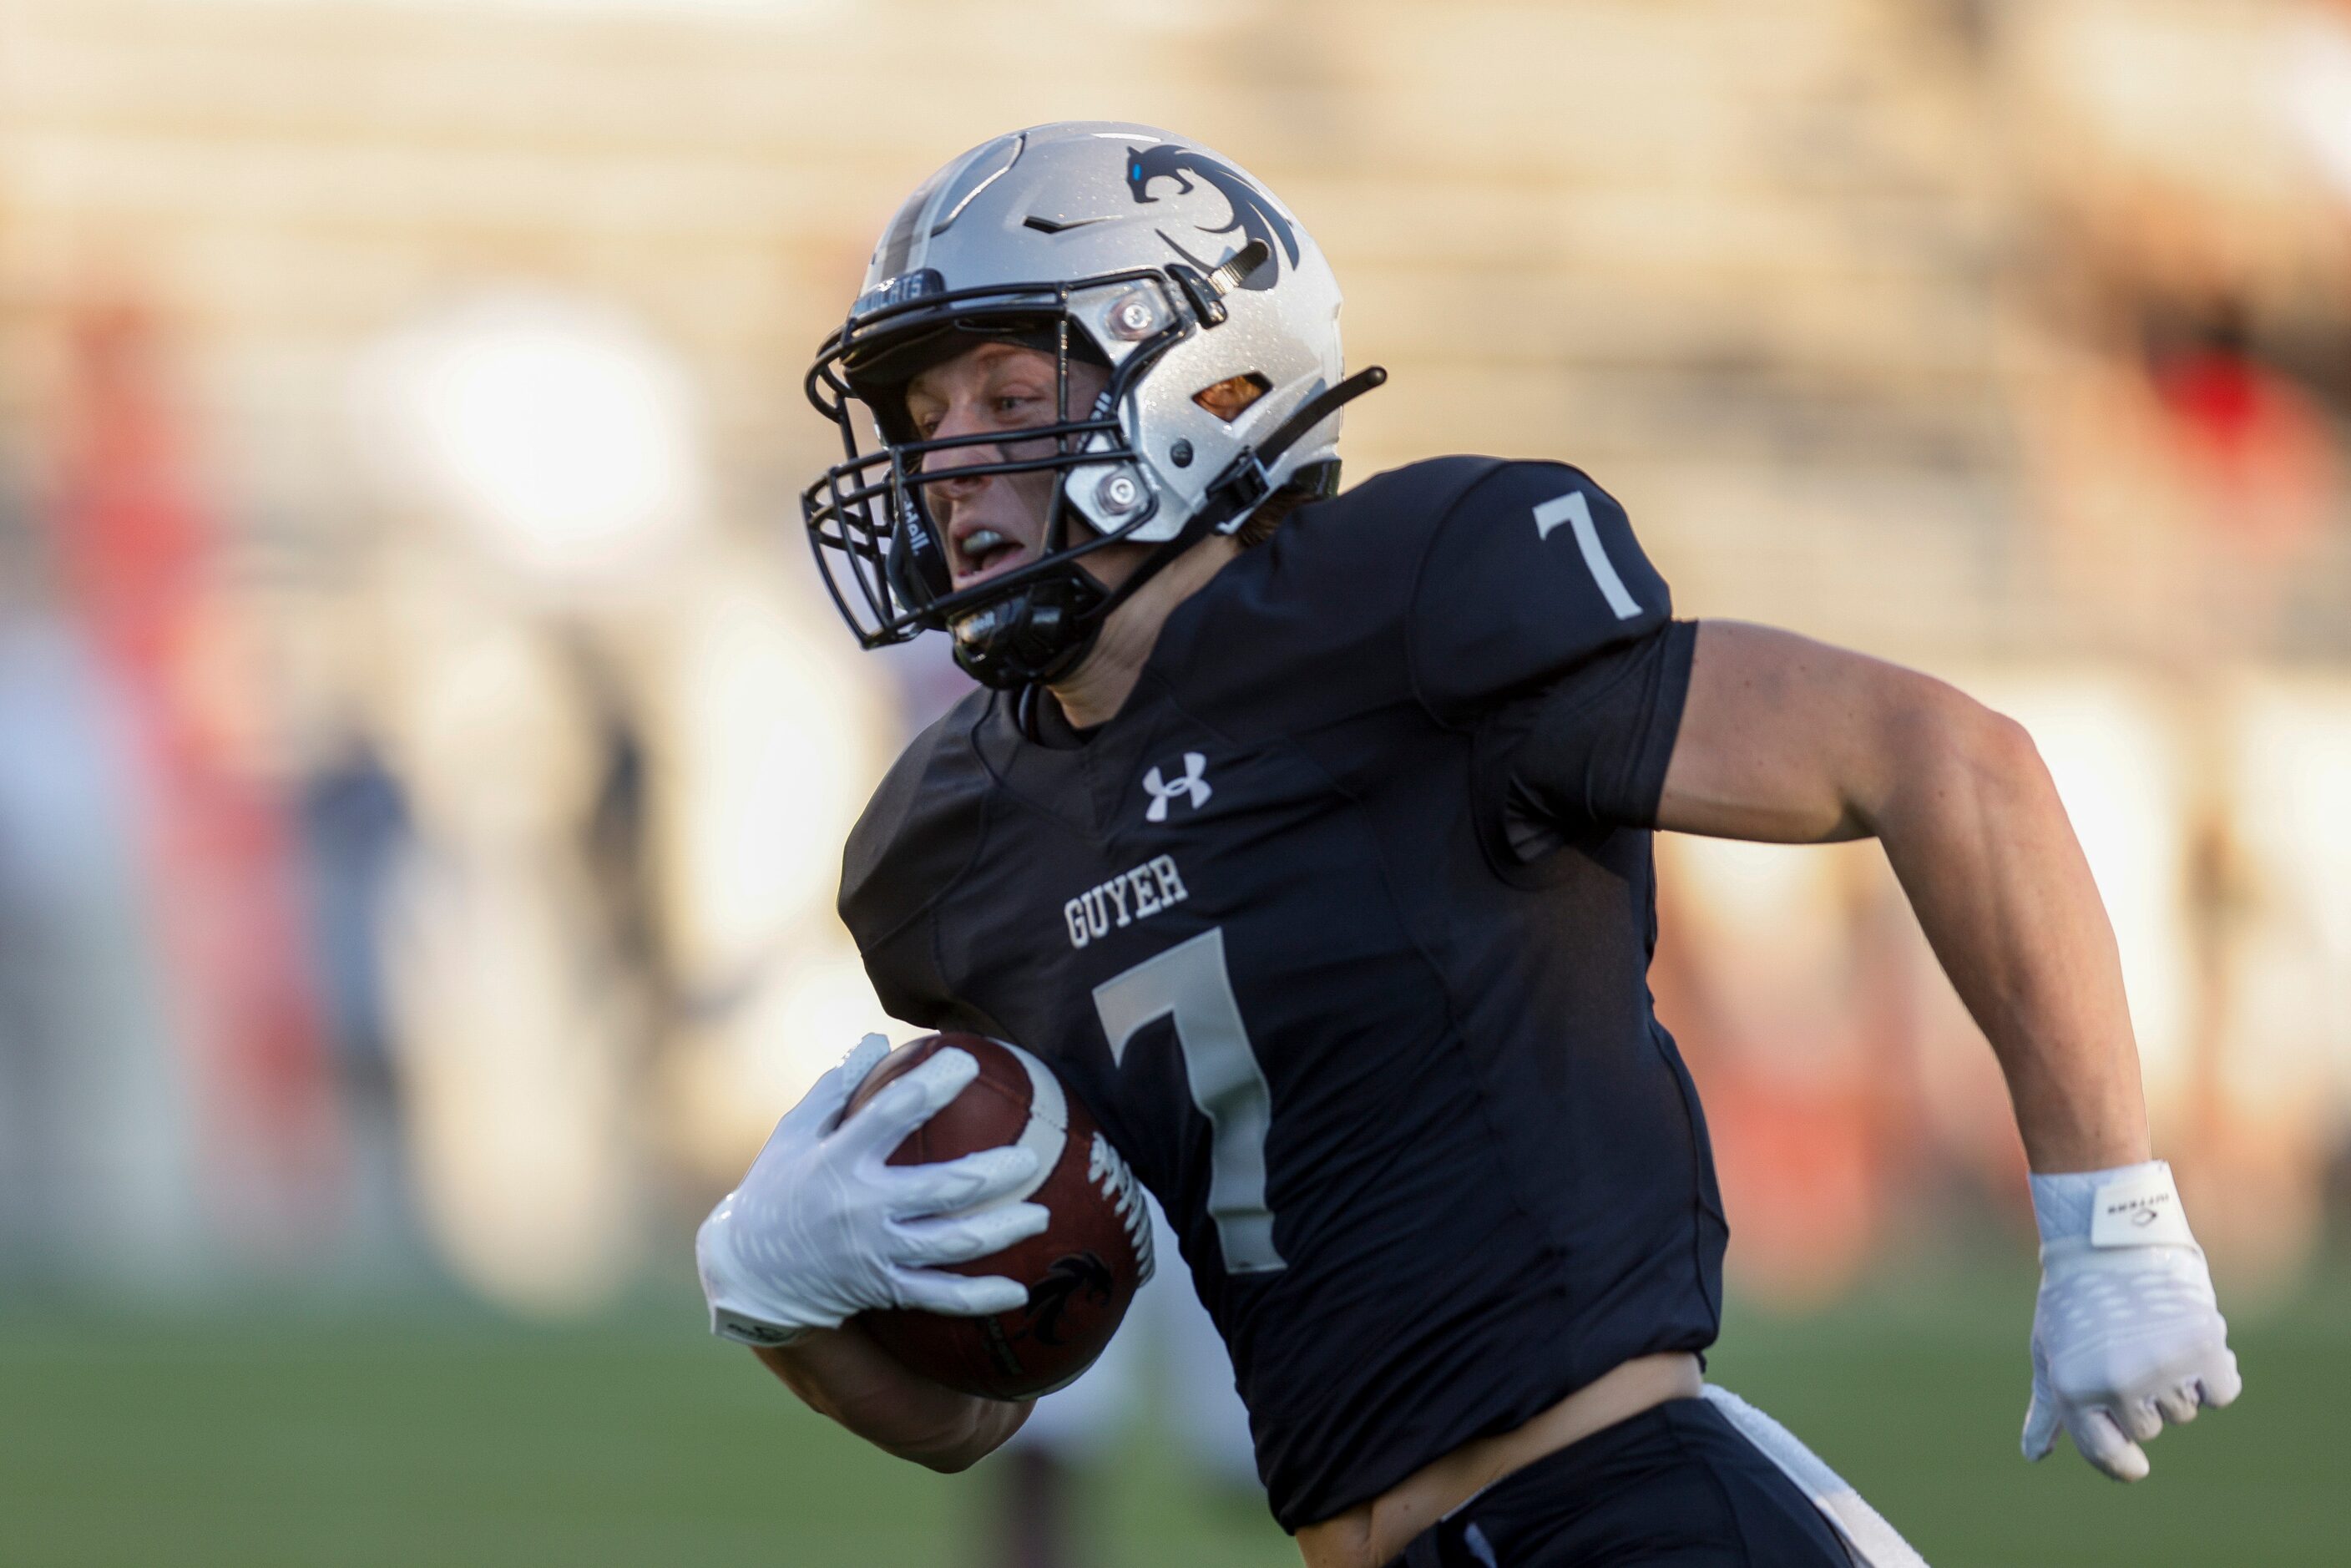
[1701,1385,1930,1568]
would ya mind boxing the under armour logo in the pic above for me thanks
[1142,752,1211,822]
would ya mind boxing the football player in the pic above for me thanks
[697,124,2242,1567]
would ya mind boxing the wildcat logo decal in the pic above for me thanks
[1125,144,1299,291]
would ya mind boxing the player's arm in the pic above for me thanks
[1424,473,2142,1167]
[1656,620,2141,1172]
[695,1035,1044,1473]
[1424,466,2236,1479]
[749,1326,1029,1473]
[1653,620,2240,1480]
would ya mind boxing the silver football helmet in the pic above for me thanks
[802,121,1383,689]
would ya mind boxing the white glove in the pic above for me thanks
[2023,1160,2241,1480]
[696,1034,1051,1348]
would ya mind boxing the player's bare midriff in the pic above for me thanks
[1293,1350,1704,1568]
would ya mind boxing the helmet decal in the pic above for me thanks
[1125,144,1299,291]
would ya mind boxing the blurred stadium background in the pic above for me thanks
[1,0,2347,1563]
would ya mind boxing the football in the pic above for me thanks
[845,1032,1155,1399]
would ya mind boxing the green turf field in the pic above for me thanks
[1,1261,2334,1567]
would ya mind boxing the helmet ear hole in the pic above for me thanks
[1193,372,1271,422]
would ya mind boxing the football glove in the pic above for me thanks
[697,1034,1051,1348]
[2023,1160,2241,1481]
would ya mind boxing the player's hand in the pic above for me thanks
[2021,1161,2241,1481]
[696,1034,1051,1348]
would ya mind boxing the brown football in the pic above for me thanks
[844,1032,1154,1400]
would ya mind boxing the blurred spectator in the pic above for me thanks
[40,299,342,1253]
[0,476,207,1287]
[296,737,411,1085]
[2140,296,2338,564]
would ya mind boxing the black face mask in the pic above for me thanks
[804,284,1163,681]
[882,359,1124,691]
[803,266,1387,699]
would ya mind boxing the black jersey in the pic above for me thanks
[839,457,1725,1531]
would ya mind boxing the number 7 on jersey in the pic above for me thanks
[1092,928,1286,1274]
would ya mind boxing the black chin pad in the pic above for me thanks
[947,569,1108,690]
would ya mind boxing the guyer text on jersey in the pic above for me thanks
[1064,855,1189,950]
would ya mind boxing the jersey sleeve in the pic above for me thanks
[837,697,989,1027]
[1498,619,1697,856]
[1407,462,1672,723]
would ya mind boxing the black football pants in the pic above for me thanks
[1385,1398,1858,1566]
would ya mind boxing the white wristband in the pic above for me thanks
[2029,1159,2197,1250]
